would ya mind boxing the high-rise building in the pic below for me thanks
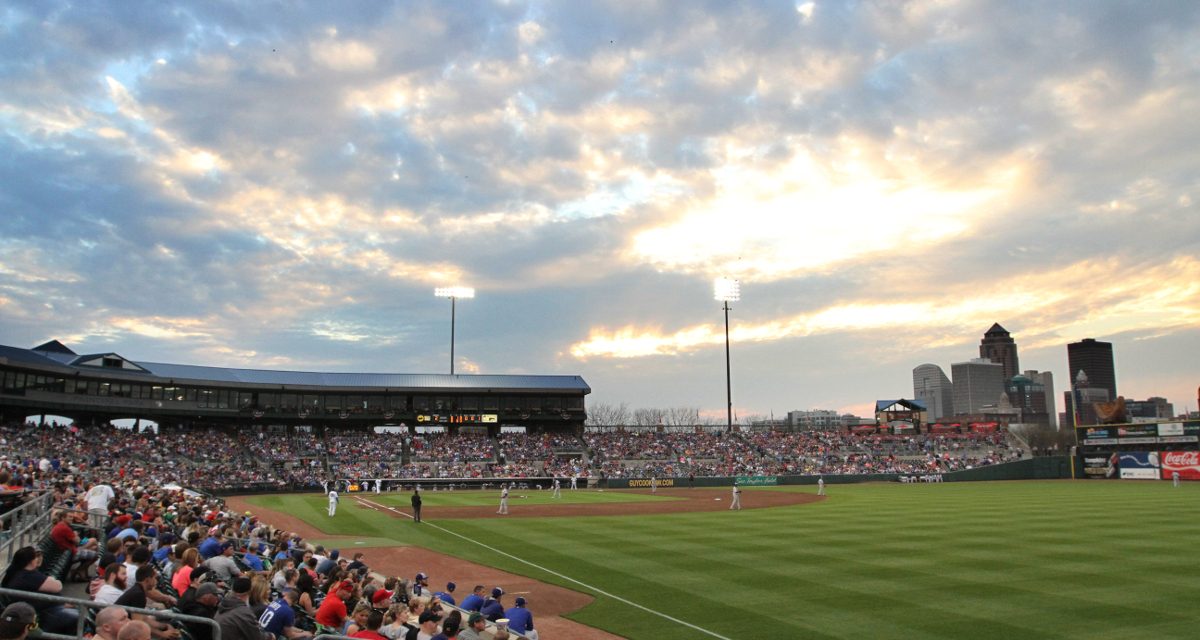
[1007,374,1050,427]
[1067,338,1117,401]
[1064,369,1110,427]
[912,364,954,421]
[979,323,1020,381]
[951,358,1005,415]
[1025,370,1057,429]
[1127,397,1175,420]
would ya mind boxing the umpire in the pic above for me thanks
[411,488,422,523]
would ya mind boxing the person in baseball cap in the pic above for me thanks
[433,581,456,605]
[481,588,504,622]
[504,596,535,638]
[0,603,36,640]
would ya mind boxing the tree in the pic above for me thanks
[586,402,630,427]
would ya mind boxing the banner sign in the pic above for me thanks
[1158,423,1184,437]
[735,476,779,486]
[1118,425,1158,438]
[1158,436,1199,444]
[1117,451,1159,480]
[1080,427,1117,445]
[1082,455,1115,479]
[415,413,499,424]
[628,478,675,488]
[1160,451,1200,480]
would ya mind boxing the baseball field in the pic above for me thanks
[241,480,1200,639]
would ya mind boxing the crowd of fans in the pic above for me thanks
[0,422,1026,495]
[0,453,532,640]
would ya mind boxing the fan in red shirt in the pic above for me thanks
[49,509,97,581]
[315,580,355,632]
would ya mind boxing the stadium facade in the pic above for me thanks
[0,340,590,431]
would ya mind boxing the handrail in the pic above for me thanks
[1,491,55,568]
[0,586,221,640]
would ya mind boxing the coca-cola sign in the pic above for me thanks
[1160,451,1200,480]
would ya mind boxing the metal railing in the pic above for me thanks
[0,587,220,640]
[1,491,55,568]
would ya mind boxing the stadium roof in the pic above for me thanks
[875,398,928,412]
[3,341,590,394]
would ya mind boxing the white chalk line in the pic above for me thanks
[354,496,732,640]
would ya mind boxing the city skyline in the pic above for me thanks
[1,2,1198,421]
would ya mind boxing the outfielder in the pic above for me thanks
[552,477,561,499]
[730,482,741,510]
[498,483,510,515]
[817,477,825,496]
[328,488,339,516]
[650,476,658,493]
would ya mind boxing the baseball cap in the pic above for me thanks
[491,587,504,598]
[415,572,428,581]
[232,577,252,594]
[418,611,441,624]
[467,613,484,625]
[0,602,35,640]
[196,583,220,598]
[220,541,235,551]
[371,589,393,605]
[515,597,526,607]
[336,580,355,592]
[445,582,456,592]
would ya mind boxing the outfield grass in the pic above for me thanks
[247,481,1200,640]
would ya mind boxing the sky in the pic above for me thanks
[2,1,1199,421]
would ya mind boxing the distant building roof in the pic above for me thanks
[876,398,928,412]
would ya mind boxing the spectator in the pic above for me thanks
[205,541,243,583]
[258,588,312,640]
[350,609,388,640]
[94,606,132,640]
[49,508,98,581]
[117,620,152,640]
[178,583,221,640]
[216,576,270,640]
[0,546,79,634]
[94,562,127,605]
[315,580,354,633]
[457,613,486,640]
[115,565,178,640]
[0,602,37,640]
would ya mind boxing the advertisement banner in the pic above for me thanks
[1158,423,1184,437]
[1082,454,1116,479]
[1160,451,1200,480]
[1082,427,1112,440]
[1118,424,1158,439]
[1158,435,1198,444]
[1117,451,1159,480]
[735,476,779,486]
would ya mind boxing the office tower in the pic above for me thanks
[951,358,1005,415]
[1067,338,1117,400]
[979,323,1020,381]
[1007,374,1050,427]
[912,364,954,421]
[1025,370,1057,429]
[1064,369,1110,427]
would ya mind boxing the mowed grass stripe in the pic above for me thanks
[250,482,1200,639]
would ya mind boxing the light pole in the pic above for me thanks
[434,286,474,375]
[713,277,740,432]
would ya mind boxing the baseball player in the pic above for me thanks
[498,483,509,515]
[650,476,658,493]
[1174,470,1181,487]
[552,477,561,499]
[730,481,741,510]
[570,472,578,490]
[818,477,825,496]
[328,488,339,516]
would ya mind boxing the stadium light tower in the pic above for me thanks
[714,277,740,432]
[434,286,475,375]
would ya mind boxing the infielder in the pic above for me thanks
[498,483,509,515]
[730,482,741,510]
[552,477,561,499]
[570,473,578,490]
[374,478,381,494]
[328,488,339,516]
[817,477,825,496]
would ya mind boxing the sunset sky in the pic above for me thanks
[2,1,1198,421]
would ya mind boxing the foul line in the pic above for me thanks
[354,496,732,640]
